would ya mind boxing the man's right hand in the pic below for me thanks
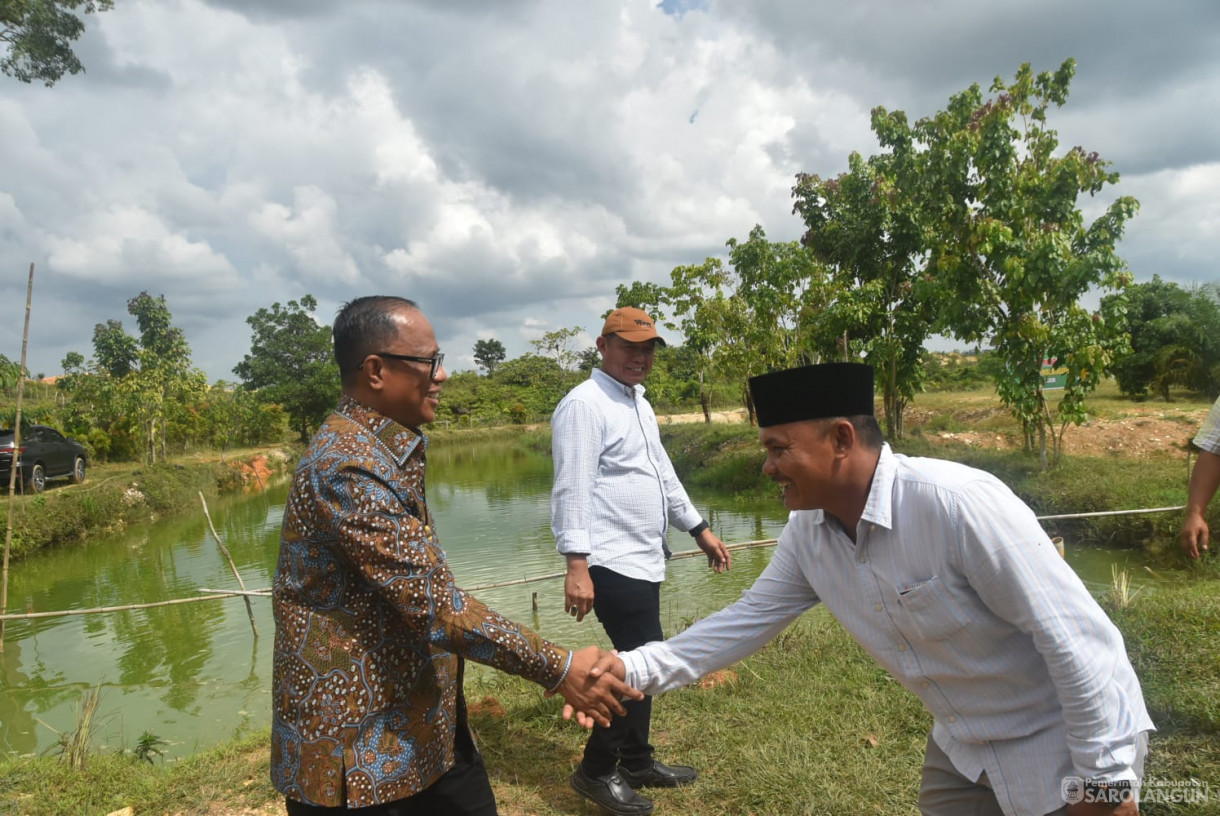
[551,646,641,728]
[565,554,594,622]
[1181,510,1210,560]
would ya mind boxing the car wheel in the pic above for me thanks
[69,457,86,484]
[26,463,46,494]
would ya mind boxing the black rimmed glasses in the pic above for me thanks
[371,351,445,380]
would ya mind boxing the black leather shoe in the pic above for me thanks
[618,760,698,789]
[570,766,655,815]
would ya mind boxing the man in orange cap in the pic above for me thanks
[551,306,732,815]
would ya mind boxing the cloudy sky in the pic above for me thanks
[1,0,1217,381]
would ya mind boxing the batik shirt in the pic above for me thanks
[272,395,569,807]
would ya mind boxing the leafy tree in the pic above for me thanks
[916,59,1136,467]
[576,346,600,373]
[234,295,339,443]
[794,136,932,439]
[91,319,138,378]
[493,353,576,418]
[125,292,207,462]
[652,228,835,424]
[529,326,583,371]
[0,353,23,395]
[1,0,113,86]
[472,338,506,375]
[1106,278,1220,400]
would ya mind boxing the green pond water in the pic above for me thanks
[0,440,1176,759]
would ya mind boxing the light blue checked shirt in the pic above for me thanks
[1194,396,1220,454]
[551,368,704,582]
[621,445,1153,816]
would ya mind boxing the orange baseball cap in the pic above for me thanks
[601,307,666,346]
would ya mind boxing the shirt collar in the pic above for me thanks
[859,443,896,531]
[804,443,895,533]
[336,393,427,467]
[591,366,646,399]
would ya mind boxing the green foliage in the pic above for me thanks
[0,352,24,393]
[913,59,1136,467]
[640,226,836,423]
[472,338,507,375]
[919,351,997,392]
[133,731,168,765]
[528,326,584,371]
[0,0,113,86]
[233,295,339,443]
[1105,278,1220,400]
[794,140,931,439]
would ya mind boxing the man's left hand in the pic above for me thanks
[695,529,731,573]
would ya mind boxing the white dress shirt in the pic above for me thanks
[551,368,704,582]
[1194,396,1220,454]
[620,445,1153,816]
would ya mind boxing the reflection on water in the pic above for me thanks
[0,440,1182,758]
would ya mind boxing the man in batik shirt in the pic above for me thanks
[272,296,637,815]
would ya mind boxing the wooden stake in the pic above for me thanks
[1,262,35,653]
[199,491,259,639]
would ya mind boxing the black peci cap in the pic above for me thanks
[749,363,875,428]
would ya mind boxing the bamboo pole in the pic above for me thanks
[1,262,35,653]
[199,491,258,638]
[0,590,256,621]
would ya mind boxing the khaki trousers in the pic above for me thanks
[918,731,1148,816]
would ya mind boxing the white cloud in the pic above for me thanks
[0,0,1216,379]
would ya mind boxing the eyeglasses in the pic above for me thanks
[370,351,445,380]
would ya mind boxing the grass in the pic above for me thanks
[2,579,1216,815]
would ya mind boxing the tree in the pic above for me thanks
[125,292,206,462]
[793,134,932,439]
[1106,278,1220,400]
[653,228,835,424]
[1,0,113,86]
[529,326,583,371]
[0,353,23,395]
[472,338,506,375]
[916,59,1137,467]
[234,295,339,443]
[91,319,138,377]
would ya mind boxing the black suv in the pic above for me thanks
[0,425,88,493]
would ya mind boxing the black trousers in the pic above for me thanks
[285,725,498,816]
[582,565,663,777]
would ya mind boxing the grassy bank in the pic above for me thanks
[2,575,1215,816]
[0,446,298,561]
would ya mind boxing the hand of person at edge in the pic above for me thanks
[695,529,731,573]
[564,554,595,622]
[549,646,642,728]
[1181,511,1209,560]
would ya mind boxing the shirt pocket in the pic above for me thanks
[894,575,969,642]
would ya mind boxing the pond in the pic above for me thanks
[0,440,1182,759]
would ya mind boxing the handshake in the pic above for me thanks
[547,646,637,728]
